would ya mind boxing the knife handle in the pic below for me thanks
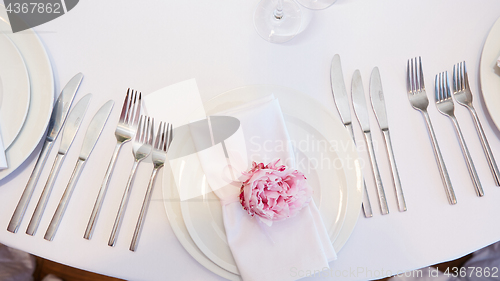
[382,129,407,212]
[84,141,123,240]
[26,153,65,236]
[8,139,54,233]
[345,123,373,218]
[422,111,457,205]
[363,131,389,215]
[44,158,86,241]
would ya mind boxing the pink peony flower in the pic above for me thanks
[239,160,312,225]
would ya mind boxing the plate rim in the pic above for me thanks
[0,33,31,149]
[0,5,54,180]
[162,84,362,279]
[479,15,500,131]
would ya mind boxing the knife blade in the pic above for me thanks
[44,100,114,241]
[330,55,373,218]
[26,94,92,235]
[351,70,389,215]
[330,54,351,126]
[351,70,371,132]
[369,67,389,130]
[8,73,84,233]
[370,67,407,212]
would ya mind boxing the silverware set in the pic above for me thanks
[7,73,116,239]
[407,57,499,203]
[330,54,406,216]
[7,84,173,251]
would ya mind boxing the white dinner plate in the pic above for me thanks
[0,33,30,149]
[163,85,362,280]
[480,16,500,130]
[0,5,54,180]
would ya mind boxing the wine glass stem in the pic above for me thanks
[274,0,284,20]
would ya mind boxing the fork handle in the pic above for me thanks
[345,123,373,218]
[84,141,123,240]
[469,108,500,186]
[451,117,483,197]
[130,166,161,251]
[363,131,389,215]
[422,111,457,204]
[382,129,407,212]
[109,160,140,247]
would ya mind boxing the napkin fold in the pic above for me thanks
[193,95,336,281]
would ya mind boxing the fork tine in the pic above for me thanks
[125,90,136,124]
[463,62,470,90]
[418,57,425,91]
[445,72,451,98]
[410,58,416,93]
[166,123,173,152]
[453,64,458,92]
[133,93,142,126]
[141,117,148,143]
[406,60,411,93]
[149,118,154,145]
[119,89,130,122]
[160,122,166,151]
[154,122,162,149]
[135,115,144,142]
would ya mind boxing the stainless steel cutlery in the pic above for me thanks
[109,115,153,247]
[130,122,173,251]
[406,57,456,205]
[352,70,390,215]
[435,72,483,197]
[370,67,407,212]
[8,73,84,233]
[26,94,92,236]
[84,89,141,240]
[452,62,500,186]
[45,100,114,241]
[330,54,373,218]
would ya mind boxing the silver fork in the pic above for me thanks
[453,61,500,186]
[406,57,457,205]
[109,115,154,247]
[84,89,141,240]
[130,122,173,251]
[435,72,484,197]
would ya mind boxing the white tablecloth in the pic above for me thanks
[1,0,500,280]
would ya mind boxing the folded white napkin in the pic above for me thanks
[194,95,336,281]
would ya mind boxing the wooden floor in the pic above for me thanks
[33,256,125,281]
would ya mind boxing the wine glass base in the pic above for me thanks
[254,0,302,44]
[296,0,337,10]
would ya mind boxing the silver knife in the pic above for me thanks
[26,94,92,236]
[8,73,84,233]
[44,100,114,241]
[330,55,373,218]
[370,67,407,212]
[351,70,389,215]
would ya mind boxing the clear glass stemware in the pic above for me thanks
[253,0,302,43]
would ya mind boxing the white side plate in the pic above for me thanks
[0,34,30,149]
[0,6,54,180]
